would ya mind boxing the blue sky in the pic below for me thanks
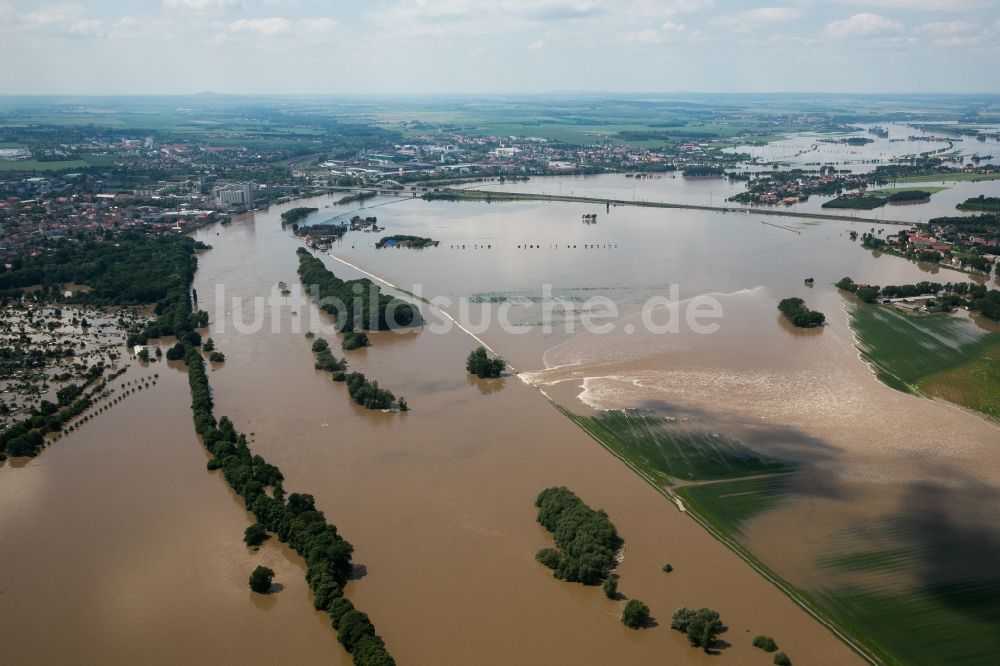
[1,0,998,94]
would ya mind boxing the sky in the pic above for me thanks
[0,0,999,95]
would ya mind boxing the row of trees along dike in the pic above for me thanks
[466,346,505,378]
[121,242,396,665]
[296,248,420,331]
[777,297,825,328]
[309,337,406,411]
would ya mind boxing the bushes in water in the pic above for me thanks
[344,372,395,410]
[311,338,347,372]
[753,635,778,652]
[466,346,505,378]
[534,486,622,585]
[777,297,825,328]
[249,566,274,593]
[671,607,723,652]
[244,523,268,546]
[535,548,562,570]
[341,331,369,350]
[621,599,650,629]
[602,573,619,599]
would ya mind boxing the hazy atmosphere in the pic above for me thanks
[2,0,1000,94]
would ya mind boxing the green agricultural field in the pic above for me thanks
[815,522,1000,666]
[868,186,948,196]
[897,172,1000,183]
[847,303,1000,404]
[567,409,792,483]
[0,158,88,172]
[919,345,1000,419]
[813,584,1000,666]
[676,475,794,537]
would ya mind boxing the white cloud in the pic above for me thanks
[712,6,801,32]
[623,20,690,44]
[527,38,546,50]
[163,0,243,12]
[628,0,713,18]
[0,3,107,38]
[915,20,975,35]
[212,16,339,42]
[373,0,610,36]
[299,17,338,35]
[825,13,904,39]
[836,0,989,10]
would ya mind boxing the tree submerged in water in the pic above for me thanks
[466,346,505,378]
[621,599,650,629]
[671,607,723,652]
[249,565,274,594]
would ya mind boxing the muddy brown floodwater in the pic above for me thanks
[186,197,862,664]
[15,183,988,664]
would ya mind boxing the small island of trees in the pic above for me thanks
[671,607,724,652]
[375,235,439,249]
[466,346,505,378]
[621,599,651,629]
[249,565,275,593]
[297,248,420,331]
[534,486,622,585]
[777,297,825,328]
[281,207,318,226]
[682,166,726,178]
[957,195,1000,212]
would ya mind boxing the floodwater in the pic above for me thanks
[182,197,863,664]
[725,121,1000,171]
[0,361,348,665]
[298,186,1000,660]
[2,179,995,664]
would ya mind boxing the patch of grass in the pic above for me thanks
[847,303,1000,400]
[814,581,1000,666]
[568,410,793,483]
[676,476,794,537]
[0,159,90,171]
[897,172,1000,183]
[868,186,948,196]
[918,345,1000,419]
[819,549,912,574]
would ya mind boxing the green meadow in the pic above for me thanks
[566,409,792,483]
[847,303,999,404]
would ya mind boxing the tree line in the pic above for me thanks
[296,248,420,331]
[309,337,403,411]
[837,276,999,319]
[126,246,397,665]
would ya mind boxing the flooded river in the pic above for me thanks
[3,176,997,664]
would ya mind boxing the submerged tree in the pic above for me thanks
[621,599,650,629]
[466,346,505,379]
[249,565,275,594]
